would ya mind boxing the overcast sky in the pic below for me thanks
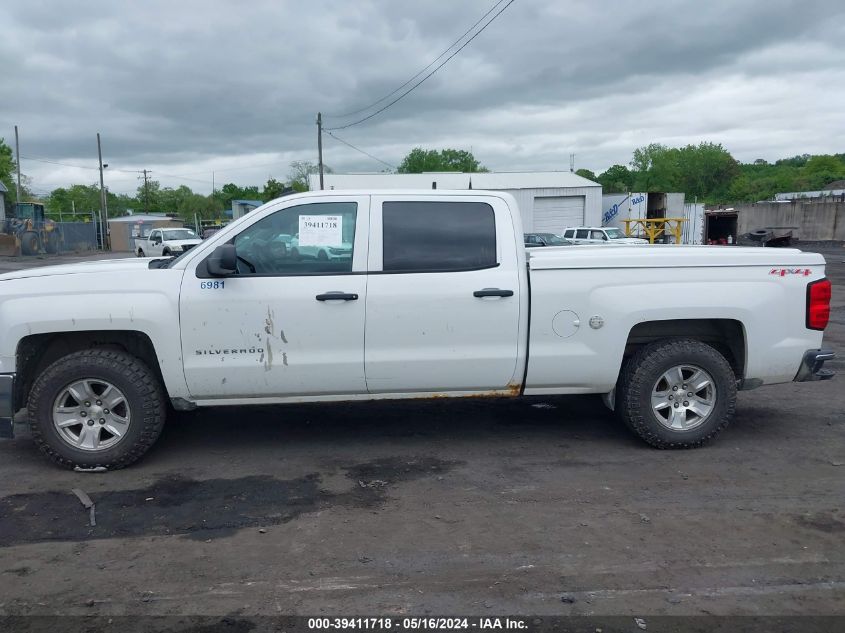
[3,0,844,195]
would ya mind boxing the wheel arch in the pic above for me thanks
[15,330,165,411]
[623,318,746,381]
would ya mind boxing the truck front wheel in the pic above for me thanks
[27,349,167,470]
[20,231,40,255]
[617,338,736,448]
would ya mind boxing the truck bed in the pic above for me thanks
[527,244,824,270]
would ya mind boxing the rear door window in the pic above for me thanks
[575,229,589,239]
[382,201,496,272]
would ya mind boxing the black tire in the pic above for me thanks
[45,233,60,254]
[317,249,328,261]
[28,349,167,470]
[616,338,736,449]
[21,231,40,256]
[162,248,171,256]
[137,248,145,257]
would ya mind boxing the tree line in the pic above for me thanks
[577,142,845,203]
[3,140,844,221]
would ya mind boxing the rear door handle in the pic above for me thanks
[473,288,514,298]
[316,292,359,302]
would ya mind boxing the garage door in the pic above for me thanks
[532,196,585,233]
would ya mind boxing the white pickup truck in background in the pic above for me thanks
[562,226,649,245]
[0,190,835,469]
[135,227,201,257]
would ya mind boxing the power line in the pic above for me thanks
[326,0,518,131]
[20,155,144,175]
[325,0,509,121]
[326,131,396,170]
[20,156,100,171]
[153,171,214,185]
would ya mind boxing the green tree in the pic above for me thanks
[288,160,333,191]
[575,168,597,181]
[597,164,635,193]
[159,185,194,213]
[631,143,680,191]
[262,177,287,201]
[800,155,845,189]
[178,193,223,220]
[45,184,102,217]
[397,148,486,173]
[136,179,162,213]
[0,139,34,209]
[0,139,16,210]
[218,183,262,211]
[674,142,739,200]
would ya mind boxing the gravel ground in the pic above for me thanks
[0,245,843,621]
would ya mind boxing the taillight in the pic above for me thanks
[807,278,831,330]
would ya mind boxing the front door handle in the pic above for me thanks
[316,292,359,302]
[473,288,514,298]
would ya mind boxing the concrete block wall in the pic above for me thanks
[735,200,845,241]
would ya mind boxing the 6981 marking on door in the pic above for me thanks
[200,280,225,289]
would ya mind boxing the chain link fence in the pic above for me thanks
[56,221,100,252]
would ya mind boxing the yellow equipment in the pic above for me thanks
[623,218,687,244]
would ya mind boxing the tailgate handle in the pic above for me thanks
[316,292,358,301]
[473,288,514,298]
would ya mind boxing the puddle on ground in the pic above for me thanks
[0,456,458,546]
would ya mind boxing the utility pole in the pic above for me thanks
[316,112,324,190]
[96,133,109,250]
[14,125,21,202]
[141,169,152,213]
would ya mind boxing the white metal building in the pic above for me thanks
[309,172,602,233]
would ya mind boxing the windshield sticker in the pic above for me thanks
[298,215,342,247]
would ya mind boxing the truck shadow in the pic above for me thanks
[158,394,629,453]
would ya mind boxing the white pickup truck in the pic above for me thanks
[0,190,834,469]
[135,227,201,257]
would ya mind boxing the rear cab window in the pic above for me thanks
[380,200,497,273]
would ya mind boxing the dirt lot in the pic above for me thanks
[0,246,843,620]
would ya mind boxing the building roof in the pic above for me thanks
[775,189,845,201]
[108,214,183,223]
[232,199,263,206]
[309,171,600,191]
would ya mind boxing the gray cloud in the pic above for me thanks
[2,0,843,195]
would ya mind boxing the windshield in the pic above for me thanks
[162,229,197,240]
[604,228,627,239]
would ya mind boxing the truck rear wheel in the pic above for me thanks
[617,338,736,448]
[27,349,166,470]
[45,233,60,254]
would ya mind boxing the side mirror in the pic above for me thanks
[207,244,238,277]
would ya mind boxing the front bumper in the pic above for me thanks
[794,349,836,382]
[0,373,14,439]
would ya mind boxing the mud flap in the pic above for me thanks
[0,374,14,439]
